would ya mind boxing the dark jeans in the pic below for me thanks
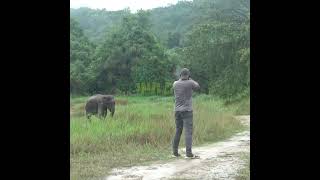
[172,111,193,156]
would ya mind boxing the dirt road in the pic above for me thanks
[105,115,250,180]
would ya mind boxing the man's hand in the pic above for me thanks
[190,78,200,90]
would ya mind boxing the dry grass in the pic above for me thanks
[115,99,128,105]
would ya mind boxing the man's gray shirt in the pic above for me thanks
[173,79,200,112]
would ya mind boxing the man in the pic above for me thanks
[172,68,200,159]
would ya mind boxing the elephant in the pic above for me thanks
[85,94,115,120]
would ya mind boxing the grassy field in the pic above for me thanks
[70,95,250,180]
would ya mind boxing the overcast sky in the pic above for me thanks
[70,0,190,12]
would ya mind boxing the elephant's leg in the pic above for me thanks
[103,110,107,120]
[98,105,104,120]
[108,102,115,117]
[86,113,92,122]
[109,106,115,117]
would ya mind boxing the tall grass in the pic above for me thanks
[70,95,248,179]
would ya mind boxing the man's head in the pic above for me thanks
[180,68,190,80]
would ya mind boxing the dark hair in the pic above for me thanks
[180,68,190,79]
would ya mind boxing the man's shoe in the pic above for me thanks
[172,153,181,158]
[185,154,200,159]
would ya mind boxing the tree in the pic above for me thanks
[70,18,95,94]
[90,12,173,94]
[167,32,181,48]
[181,21,249,98]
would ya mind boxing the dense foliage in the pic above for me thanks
[70,0,250,100]
[70,18,96,94]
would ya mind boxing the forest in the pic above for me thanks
[70,0,250,101]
